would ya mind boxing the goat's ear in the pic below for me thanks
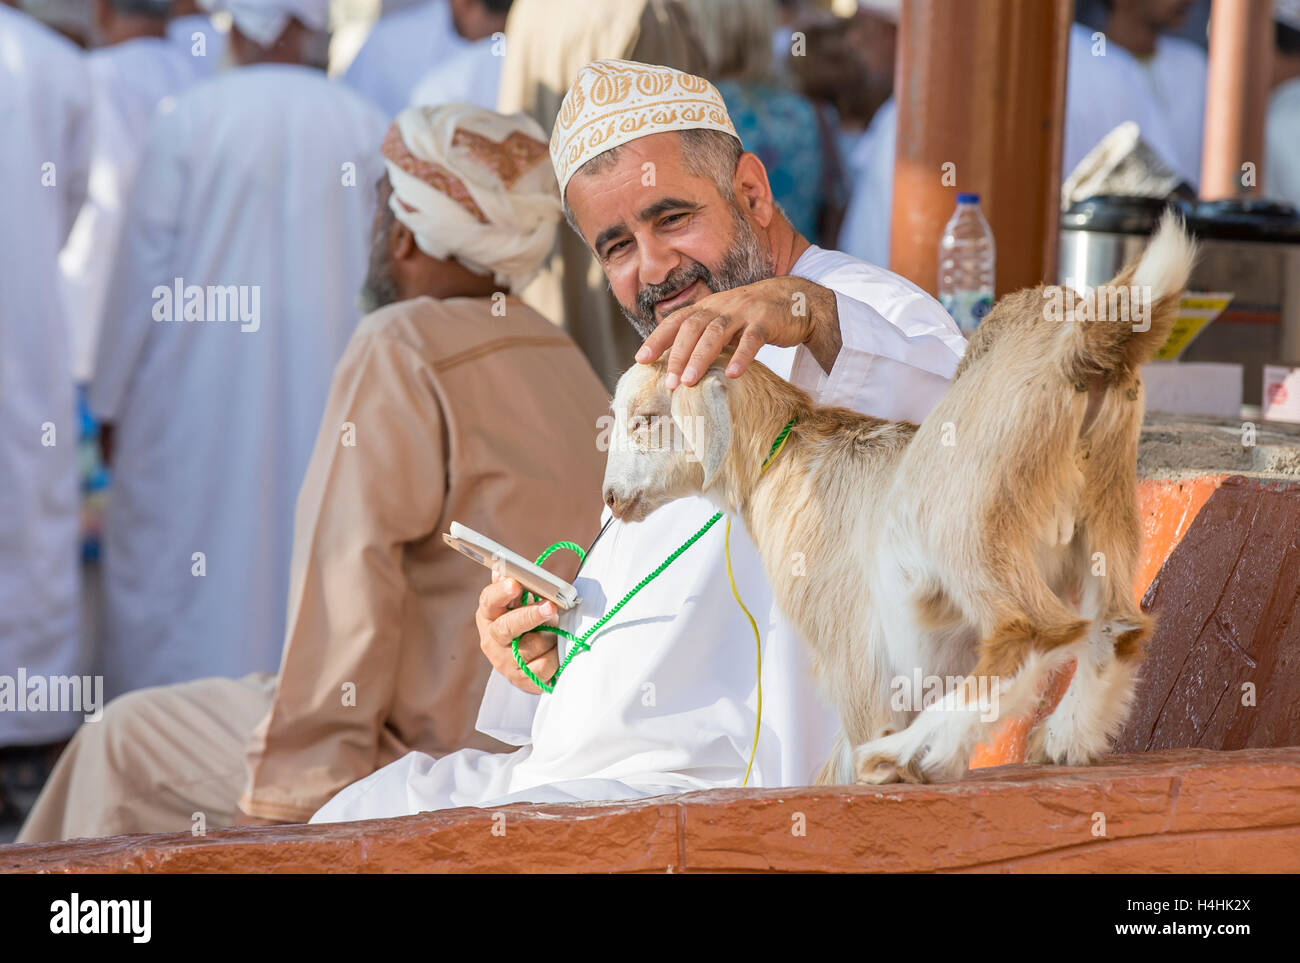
[671,370,731,490]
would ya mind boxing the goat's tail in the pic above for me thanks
[1064,209,1196,376]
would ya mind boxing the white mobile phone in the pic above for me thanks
[442,521,581,611]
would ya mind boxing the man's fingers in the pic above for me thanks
[513,628,557,664]
[526,651,559,683]
[636,312,684,364]
[511,649,560,694]
[681,315,741,386]
[490,599,557,646]
[726,327,768,378]
[477,577,521,625]
[663,308,717,388]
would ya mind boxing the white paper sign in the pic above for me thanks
[1141,361,1243,418]
[1263,365,1300,424]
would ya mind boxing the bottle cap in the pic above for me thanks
[957,192,980,204]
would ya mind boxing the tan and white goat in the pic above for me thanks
[601,213,1195,784]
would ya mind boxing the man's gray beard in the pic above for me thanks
[618,204,776,340]
[359,203,401,314]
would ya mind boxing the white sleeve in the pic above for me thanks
[474,668,541,747]
[789,287,965,422]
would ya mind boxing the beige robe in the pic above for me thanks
[240,294,613,820]
[19,295,611,839]
[497,0,704,391]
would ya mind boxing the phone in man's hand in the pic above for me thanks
[442,521,580,611]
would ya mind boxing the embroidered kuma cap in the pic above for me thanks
[549,59,740,198]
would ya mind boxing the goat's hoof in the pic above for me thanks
[855,753,926,785]
[1027,719,1104,767]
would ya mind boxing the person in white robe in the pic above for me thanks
[60,0,209,383]
[89,0,387,700]
[1062,2,1207,187]
[312,59,966,823]
[1266,2,1300,210]
[838,96,895,268]
[833,0,899,266]
[0,4,91,747]
[342,0,510,117]
[167,0,228,75]
[408,33,502,111]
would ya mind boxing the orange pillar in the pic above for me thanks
[889,0,1071,297]
[1200,0,1275,199]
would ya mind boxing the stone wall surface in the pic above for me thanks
[2,748,1297,873]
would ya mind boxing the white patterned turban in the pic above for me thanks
[382,104,562,294]
[549,59,740,198]
[198,0,330,48]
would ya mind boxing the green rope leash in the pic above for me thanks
[511,416,798,694]
[761,417,796,471]
[512,514,722,692]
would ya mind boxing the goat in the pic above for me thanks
[601,212,1195,784]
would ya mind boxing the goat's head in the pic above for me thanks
[601,360,733,523]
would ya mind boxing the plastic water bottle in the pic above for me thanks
[938,193,996,335]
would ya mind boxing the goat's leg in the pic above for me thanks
[854,600,1090,784]
[1030,518,1151,766]
[1027,622,1144,766]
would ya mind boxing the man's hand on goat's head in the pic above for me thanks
[634,276,840,389]
[476,575,560,694]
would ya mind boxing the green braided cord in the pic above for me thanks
[510,416,798,694]
[762,418,796,471]
[512,513,723,693]
[510,550,577,692]
[528,541,586,576]
[511,540,586,692]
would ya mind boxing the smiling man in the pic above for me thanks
[559,61,963,415]
[312,59,966,822]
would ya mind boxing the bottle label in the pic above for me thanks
[940,289,993,335]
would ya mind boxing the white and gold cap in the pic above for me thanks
[549,59,740,198]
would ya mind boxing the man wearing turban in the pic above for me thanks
[20,105,611,839]
[311,61,966,823]
[199,0,326,54]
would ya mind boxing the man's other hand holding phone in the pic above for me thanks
[476,575,561,694]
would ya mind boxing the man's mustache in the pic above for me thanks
[636,262,715,319]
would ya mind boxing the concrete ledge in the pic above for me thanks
[1140,413,1300,480]
[3,748,1298,873]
